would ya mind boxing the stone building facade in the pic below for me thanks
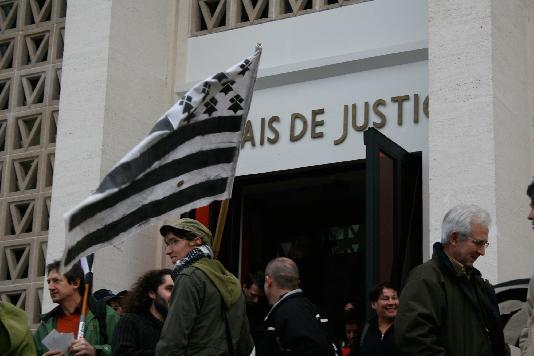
[0,0,532,325]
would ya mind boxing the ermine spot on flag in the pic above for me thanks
[61,46,262,271]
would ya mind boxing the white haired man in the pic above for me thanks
[395,204,509,356]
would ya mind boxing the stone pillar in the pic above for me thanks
[45,0,176,311]
[428,0,533,282]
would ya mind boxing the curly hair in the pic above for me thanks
[123,269,172,314]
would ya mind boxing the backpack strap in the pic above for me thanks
[224,309,236,356]
[220,294,236,356]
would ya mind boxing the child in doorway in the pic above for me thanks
[340,309,361,356]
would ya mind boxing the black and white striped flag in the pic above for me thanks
[61,46,262,270]
[494,278,530,346]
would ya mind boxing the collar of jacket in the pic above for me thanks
[40,294,98,322]
[431,242,482,279]
[264,288,303,321]
[40,304,84,322]
[140,311,164,327]
[40,305,62,322]
[367,314,394,333]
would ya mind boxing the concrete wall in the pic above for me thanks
[429,0,533,283]
[45,0,176,311]
[493,0,532,281]
[531,0,534,174]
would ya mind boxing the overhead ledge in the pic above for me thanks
[175,40,428,96]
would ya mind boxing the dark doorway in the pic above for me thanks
[210,130,423,340]
[218,161,366,339]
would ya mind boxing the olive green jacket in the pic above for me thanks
[0,301,36,356]
[395,242,509,356]
[33,304,119,356]
[156,258,254,356]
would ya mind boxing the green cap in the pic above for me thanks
[160,218,213,247]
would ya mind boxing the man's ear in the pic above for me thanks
[148,291,156,301]
[265,275,272,288]
[371,301,378,311]
[72,277,81,290]
[189,237,203,246]
[449,232,459,245]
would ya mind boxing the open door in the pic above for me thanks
[364,127,422,298]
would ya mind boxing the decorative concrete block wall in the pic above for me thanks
[190,0,365,35]
[0,0,66,328]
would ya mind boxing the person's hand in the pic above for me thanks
[69,337,96,356]
[43,350,65,356]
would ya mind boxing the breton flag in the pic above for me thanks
[61,46,262,270]
[494,278,530,346]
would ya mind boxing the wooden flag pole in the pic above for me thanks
[77,277,91,339]
[77,256,92,339]
[213,199,230,259]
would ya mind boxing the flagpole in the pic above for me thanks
[77,256,92,339]
[213,199,230,259]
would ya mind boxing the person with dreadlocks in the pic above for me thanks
[111,269,173,355]
[155,218,253,356]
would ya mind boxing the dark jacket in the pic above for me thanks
[246,301,268,346]
[257,289,334,356]
[112,312,163,355]
[33,304,119,356]
[395,242,509,356]
[359,317,398,356]
[156,258,253,356]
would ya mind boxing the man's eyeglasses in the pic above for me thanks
[469,237,490,249]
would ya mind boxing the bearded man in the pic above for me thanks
[112,269,173,355]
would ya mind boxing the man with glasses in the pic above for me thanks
[155,218,253,356]
[395,204,509,356]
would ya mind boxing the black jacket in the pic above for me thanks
[112,312,163,355]
[359,317,398,356]
[246,302,268,346]
[257,289,334,356]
